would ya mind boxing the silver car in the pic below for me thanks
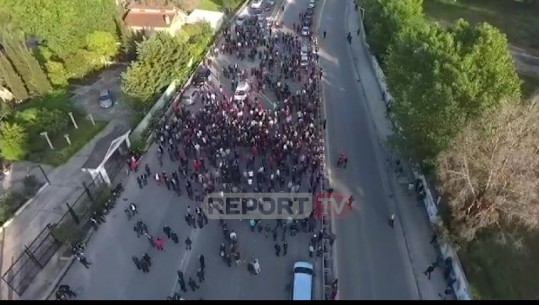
[181,87,200,106]
[98,90,113,109]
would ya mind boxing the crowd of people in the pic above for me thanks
[56,1,336,300]
[158,4,327,299]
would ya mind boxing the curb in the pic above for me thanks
[0,182,50,230]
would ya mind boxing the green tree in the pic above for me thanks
[86,31,119,60]
[121,32,190,104]
[385,21,521,166]
[0,0,118,74]
[362,0,424,60]
[45,61,69,87]
[64,50,93,79]
[0,122,28,160]
[0,52,29,101]
[121,23,213,107]
[1,30,52,96]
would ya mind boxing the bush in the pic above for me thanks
[0,192,25,225]
[16,107,69,134]
[50,219,84,244]
[130,138,147,155]
[0,122,29,161]
[23,175,41,195]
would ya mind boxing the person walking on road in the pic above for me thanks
[75,252,92,269]
[163,226,172,238]
[154,237,164,251]
[199,254,205,271]
[185,237,192,250]
[323,31,326,38]
[188,277,200,291]
[177,271,187,292]
[58,284,77,298]
[274,243,281,256]
[196,268,205,283]
[388,213,395,228]
[283,241,288,256]
[424,263,436,280]
[139,258,150,273]
[252,259,261,274]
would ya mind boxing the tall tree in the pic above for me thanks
[362,0,424,60]
[436,97,539,242]
[385,21,521,166]
[0,52,29,101]
[121,23,212,107]
[121,31,190,104]
[1,30,51,95]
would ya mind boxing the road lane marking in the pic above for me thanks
[167,228,200,297]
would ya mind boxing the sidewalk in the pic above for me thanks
[0,121,122,300]
[344,2,453,300]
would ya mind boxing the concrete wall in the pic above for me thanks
[356,7,473,301]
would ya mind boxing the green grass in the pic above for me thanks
[423,0,539,51]
[458,229,539,300]
[519,71,539,98]
[28,118,107,166]
[197,0,245,12]
[198,0,222,11]
[423,0,539,99]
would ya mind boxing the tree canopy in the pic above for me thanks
[362,0,425,61]
[0,0,118,60]
[121,22,212,107]
[436,97,539,242]
[385,19,521,166]
[0,0,121,91]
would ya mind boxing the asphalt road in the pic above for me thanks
[56,0,322,300]
[316,0,420,300]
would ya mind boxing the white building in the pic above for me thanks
[186,9,225,32]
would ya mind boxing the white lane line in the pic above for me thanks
[167,228,201,297]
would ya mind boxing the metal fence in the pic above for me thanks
[1,170,118,297]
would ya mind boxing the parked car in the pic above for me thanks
[181,87,200,106]
[234,81,250,101]
[309,0,316,9]
[193,67,210,86]
[98,89,113,109]
[301,26,311,36]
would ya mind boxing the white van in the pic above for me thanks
[292,261,314,300]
